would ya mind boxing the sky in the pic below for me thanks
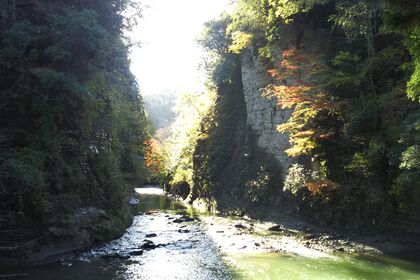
[129,0,232,96]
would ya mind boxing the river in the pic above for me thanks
[2,187,420,279]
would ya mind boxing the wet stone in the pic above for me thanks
[101,253,130,260]
[129,250,144,256]
[141,240,156,250]
[268,225,283,231]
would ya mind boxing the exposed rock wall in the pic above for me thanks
[241,48,293,170]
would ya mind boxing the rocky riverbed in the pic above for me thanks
[200,213,420,258]
[2,187,420,280]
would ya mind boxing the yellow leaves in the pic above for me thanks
[229,31,254,54]
[292,130,316,138]
[270,0,300,23]
[284,136,317,157]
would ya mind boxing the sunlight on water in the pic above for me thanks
[135,186,165,195]
[229,253,420,280]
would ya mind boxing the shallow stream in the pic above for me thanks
[2,187,420,279]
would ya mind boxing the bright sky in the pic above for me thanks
[129,0,231,96]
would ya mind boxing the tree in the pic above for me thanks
[266,48,342,157]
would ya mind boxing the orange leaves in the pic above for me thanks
[305,180,339,196]
[267,69,278,78]
[266,48,342,157]
[144,138,165,175]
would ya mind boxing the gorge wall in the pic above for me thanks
[241,48,293,172]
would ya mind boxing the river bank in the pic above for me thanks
[198,213,420,259]
[188,195,420,261]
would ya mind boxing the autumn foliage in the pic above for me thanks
[305,180,339,196]
[144,139,166,175]
[265,48,343,157]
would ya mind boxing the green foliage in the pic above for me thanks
[246,167,270,203]
[198,13,232,56]
[0,1,150,235]
[229,31,254,54]
[400,145,420,170]
[330,1,369,39]
[384,0,420,101]
[284,163,325,195]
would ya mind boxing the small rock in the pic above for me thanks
[129,198,140,205]
[101,253,130,260]
[216,230,224,233]
[235,224,246,229]
[254,242,260,247]
[306,233,318,239]
[178,229,190,233]
[268,225,282,231]
[145,233,157,238]
[129,250,144,256]
[181,215,195,222]
[141,240,156,250]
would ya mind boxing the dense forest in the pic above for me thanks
[0,0,150,247]
[156,0,420,232]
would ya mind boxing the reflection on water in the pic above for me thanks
[134,188,188,213]
[3,187,420,280]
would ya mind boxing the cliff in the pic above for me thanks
[241,48,293,173]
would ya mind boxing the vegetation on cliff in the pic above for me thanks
[161,0,420,231]
[0,0,151,245]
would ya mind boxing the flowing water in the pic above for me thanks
[2,187,420,280]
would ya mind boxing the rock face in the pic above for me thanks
[241,48,293,170]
